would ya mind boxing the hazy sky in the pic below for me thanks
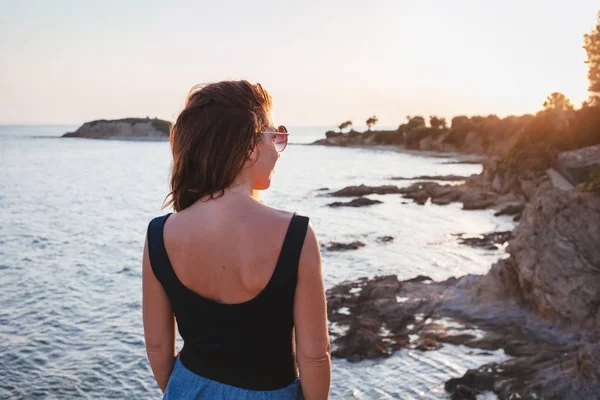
[0,0,598,126]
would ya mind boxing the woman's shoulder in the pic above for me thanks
[258,202,309,222]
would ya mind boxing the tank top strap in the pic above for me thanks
[146,213,179,293]
[270,213,310,288]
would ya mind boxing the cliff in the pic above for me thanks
[475,181,600,330]
[62,118,170,140]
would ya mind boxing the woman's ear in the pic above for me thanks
[247,145,257,162]
[247,138,262,162]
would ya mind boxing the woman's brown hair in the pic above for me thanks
[163,80,273,212]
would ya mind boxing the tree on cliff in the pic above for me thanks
[429,116,447,129]
[366,116,378,131]
[338,120,353,132]
[584,10,600,105]
[543,92,574,112]
[404,116,426,131]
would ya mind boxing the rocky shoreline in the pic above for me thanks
[322,145,600,399]
[322,175,525,217]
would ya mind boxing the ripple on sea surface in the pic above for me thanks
[0,128,511,398]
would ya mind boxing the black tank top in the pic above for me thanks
[146,212,310,390]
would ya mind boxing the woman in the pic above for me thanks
[142,80,331,399]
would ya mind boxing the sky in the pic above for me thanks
[0,0,598,126]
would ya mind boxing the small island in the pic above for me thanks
[62,117,170,140]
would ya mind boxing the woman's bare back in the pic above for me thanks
[162,197,296,305]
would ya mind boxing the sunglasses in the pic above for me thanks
[261,125,289,152]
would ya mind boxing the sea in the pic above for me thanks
[0,125,514,399]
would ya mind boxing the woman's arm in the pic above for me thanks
[294,222,331,400]
[142,237,176,392]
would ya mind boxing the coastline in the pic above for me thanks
[301,142,486,163]
[319,143,600,398]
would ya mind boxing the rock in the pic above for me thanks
[63,118,170,140]
[316,187,330,191]
[325,131,343,139]
[494,203,525,216]
[519,179,537,200]
[376,236,394,244]
[418,135,436,151]
[554,144,600,185]
[546,168,574,190]
[327,198,383,208]
[455,231,512,250]
[446,338,600,400]
[363,134,377,145]
[329,184,403,197]
[406,275,434,283]
[327,178,600,396]
[390,175,472,181]
[442,160,484,165]
[491,174,503,192]
[327,271,600,399]
[459,189,498,210]
[312,138,329,145]
[414,337,442,351]
[445,369,494,399]
[399,182,466,205]
[463,132,485,154]
[324,241,366,251]
[313,129,399,147]
[398,180,504,210]
[497,181,600,329]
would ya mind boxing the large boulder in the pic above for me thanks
[501,182,600,329]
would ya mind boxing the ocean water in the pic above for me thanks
[0,125,514,399]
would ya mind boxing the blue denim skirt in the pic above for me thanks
[163,356,304,400]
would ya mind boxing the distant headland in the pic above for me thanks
[62,117,170,140]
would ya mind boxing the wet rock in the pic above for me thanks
[332,318,391,360]
[316,187,330,191]
[414,337,442,351]
[324,241,365,251]
[327,271,600,398]
[327,198,383,208]
[455,231,512,250]
[329,184,403,197]
[390,174,472,182]
[446,338,600,400]
[406,275,434,283]
[445,369,494,399]
[459,189,498,210]
[442,159,483,165]
[494,203,525,216]
[376,236,394,244]
[326,275,452,362]
[399,182,466,205]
